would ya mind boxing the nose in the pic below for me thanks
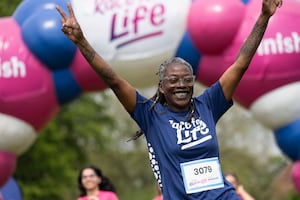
[177,78,185,86]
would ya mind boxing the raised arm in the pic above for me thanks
[56,2,136,114]
[219,0,283,101]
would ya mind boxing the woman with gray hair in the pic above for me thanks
[56,0,282,199]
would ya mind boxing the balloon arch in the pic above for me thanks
[0,0,300,194]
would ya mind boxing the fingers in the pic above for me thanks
[61,25,71,35]
[56,2,76,24]
[67,2,76,19]
[277,0,283,7]
[55,5,67,22]
[56,2,77,35]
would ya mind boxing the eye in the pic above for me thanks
[183,76,194,83]
[168,77,179,84]
[82,174,97,179]
[163,76,195,86]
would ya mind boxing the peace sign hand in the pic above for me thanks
[56,2,84,44]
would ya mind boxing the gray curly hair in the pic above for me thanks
[157,57,194,82]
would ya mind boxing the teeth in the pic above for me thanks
[175,92,187,98]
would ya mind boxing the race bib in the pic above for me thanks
[180,157,224,194]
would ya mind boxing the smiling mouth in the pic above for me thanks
[174,92,189,99]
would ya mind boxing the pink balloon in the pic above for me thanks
[196,0,300,108]
[231,0,300,107]
[196,54,226,86]
[291,161,300,195]
[0,17,59,131]
[0,151,16,187]
[187,0,245,54]
[70,50,107,92]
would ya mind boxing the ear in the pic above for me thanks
[158,82,164,94]
[97,177,102,184]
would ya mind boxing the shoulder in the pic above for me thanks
[136,90,150,102]
[195,81,229,103]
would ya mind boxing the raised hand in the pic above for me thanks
[56,2,84,44]
[262,0,283,17]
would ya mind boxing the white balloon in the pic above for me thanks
[71,0,192,87]
[0,114,37,155]
[250,82,300,129]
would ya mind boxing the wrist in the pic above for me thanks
[75,37,86,45]
[256,13,271,26]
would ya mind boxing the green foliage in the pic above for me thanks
[0,0,21,16]
[14,93,119,200]
[14,93,157,200]
[220,147,287,200]
[286,191,300,200]
[217,103,299,200]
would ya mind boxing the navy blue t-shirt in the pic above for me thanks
[132,81,241,200]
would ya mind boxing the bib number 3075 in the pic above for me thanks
[180,157,224,194]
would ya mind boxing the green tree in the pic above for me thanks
[14,93,119,200]
[14,92,156,200]
[0,0,21,16]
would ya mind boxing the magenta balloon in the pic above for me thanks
[291,161,300,195]
[197,0,300,108]
[187,0,245,54]
[70,50,107,92]
[246,0,300,20]
[229,0,300,107]
[0,17,59,131]
[0,152,16,187]
[196,54,226,86]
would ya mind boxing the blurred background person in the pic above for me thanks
[78,165,119,200]
[152,184,163,200]
[225,172,255,200]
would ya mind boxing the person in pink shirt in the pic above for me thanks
[77,165,119,200]
[152,184,163,200]
[225,173,255,200]
[153,194,163,200]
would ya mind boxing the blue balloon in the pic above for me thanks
[52,69,82,104]
[22,8,76,70]
[240,0,251,4]
[13,0,68,25]
[13,0,42,25]
[0,177,22,200]
[175,31,202,75]
[274,118,300,161]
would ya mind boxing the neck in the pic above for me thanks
[86,189,99,197]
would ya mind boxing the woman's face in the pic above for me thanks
[81,168,101,191]
[159,63,194,112]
